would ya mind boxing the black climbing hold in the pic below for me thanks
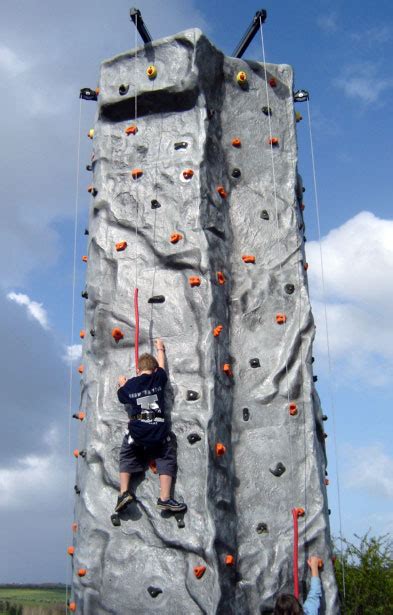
[325,470,328,476]
[328,509,331,515]
[81,291,88,299]
[86,164,93,172]
[285,284,295,294]
[269,462,286,477]
[151,199,161,209]
[260,210,269,220]
[249,358,260,368]
[119,84,129,96]
[80,87,98,101]
[174,141,188,150]
[148,295,165,304]
[207,109,215,119]
[79,450,87,458]
[299,223,304,230]
[186,390,199,401]
[232,168,241,178]
[148,586,163,598]
[322,415,328,421]
[111,513,121,527]
[293,89,310,103]
[262,106,272,116]
[84,229,89,235]
[304,236,307,242]
[175,512,186,528]
[313,375,318,382]
[187,433,201,445]
[256,522,268,534]
[302,187,306,192]
[74,485,81,495]
[243,408,250,421]
[90,188,98,197]
[311,356,315,363]
[90,329,95,337]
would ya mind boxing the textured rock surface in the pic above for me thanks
[72,29,339,614]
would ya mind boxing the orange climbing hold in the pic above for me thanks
[131,168,143,179]
[231,137,241,148]
[189,276,201,287]
[68,603,76,612]
[67,546,75,556]
[115,241,128,252]
[78,365,84,374]
[82,255,88,263]
[170,233,183,244]
[73,449,80,458]
[268,137,279,146]
[125,124,138,135]
[73,412,86,421]
[112,327,124,343]
[303,262,309,271]
[95,87,100,96]
[225,554,235,566]
[217,186,227,199]
[276,313,287,325]
[289,403,298,416]
[318,558,324,569]
[149,460,158,474]
[77,569,87,577]
[215,442,227,456]
[194,565,206,579]
[223,363,233,377]
[217,271,226,285]
[213,325,223,337]
[242,255,255,264]
[269,77,277,88]
[183,169,194,180]
[80,330,85,339]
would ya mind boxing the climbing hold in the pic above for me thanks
[115,241,128,252]
[125,124,138,135]
[182,169,194,180]
[194,566,206,579]
[322,415,328,421]
[268,137,279,146]
[324,478,330,485]
[276,313,287,325]
[186,390,199,401]
[80,87,98,101]
[289,403,298,416]
[269,462,286,477]
[146,65,157,79]
[256,522,268,534]
[225,555,235,567]
[243,407,250,421]
[242,255,255,263]
[223,364,233,377]
[84,228,89,235]
[174,141,188,150]
[73,449,86,458]
[118,84,129,96]
[77,569,87,577]
[323,432,328,439]
[318,559,324,569]
[81,291,88,299]
[236,71,248,86]
[72,412,86,421]
[285,283,295,294]
[217,186,228,199]
[213,325,223,337]
[78,365,84,374]
[269,77,277,88]
[67,546,75,556]
[300,203,305,211]
[74,485,81,495]
[112,327,124,343]
[187,433,201,445]
[170,233,183,244]
[149,460,158,474]
[131,168,143,180]
[293,89,309,103]
[262,106,272,116]
[189,276,201,287]
[148,586,162,598]
[151,199,161,209]
[294,508,305,518]
[295,111,303,123]
[72,522,78,532]
[90,329,95,337]
[231,137,241,148]
[249,358,260,368]
[231,168,241,178]
[80,330,85,339]
[87,129,94,139]
[313,375,318,382]
[87,185,98,196]
[68,602,76,612]
[148,295,165,304]
[260,210,269,220]
[215,443,227,457]
[303,262,309,271]
[216,271,226,285]
[82,256,88,263]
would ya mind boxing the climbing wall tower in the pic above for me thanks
[72,29,339,614]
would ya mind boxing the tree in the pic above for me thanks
[334,532,393,614]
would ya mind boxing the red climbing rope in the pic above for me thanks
[134,287,139,372]
[292,508,300,599]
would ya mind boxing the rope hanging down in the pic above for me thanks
[133,13,140,373]
[292,508,300,599]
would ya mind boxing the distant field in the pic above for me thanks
[0,587,66,613]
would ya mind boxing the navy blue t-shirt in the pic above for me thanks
[117,368,169,444]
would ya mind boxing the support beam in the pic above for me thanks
[130,7,153,44]
[232,9,267,59]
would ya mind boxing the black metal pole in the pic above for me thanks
[130,7,153,44]
[232,9,267,59]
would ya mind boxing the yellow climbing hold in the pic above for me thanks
[87,129,94,139]
[236,71,248,86]
[295,111,303,123]
[146,65,157,79]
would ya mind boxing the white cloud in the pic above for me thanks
[334,63,393,104]
[351,26,391,46]
[64,344,82,363]
[7,292,50,330]
[317,12,339,33]
[343,443,393,499]
[0,45,29,75]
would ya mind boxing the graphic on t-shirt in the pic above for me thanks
[136,394,160,411]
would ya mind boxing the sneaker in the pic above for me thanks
[115,491,134,512]
[156,497,187,513]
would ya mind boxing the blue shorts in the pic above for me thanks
[119,433,177,477]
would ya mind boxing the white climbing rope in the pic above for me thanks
[305,99,346,599]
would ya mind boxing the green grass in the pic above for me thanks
[0,587,66,606]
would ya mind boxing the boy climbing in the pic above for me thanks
[115,339,187,514]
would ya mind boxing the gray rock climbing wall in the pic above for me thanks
[72,29,339,614]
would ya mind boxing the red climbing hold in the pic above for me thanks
[289,403,298,416]
[242,255,255,264]
[125,124,138,135]
[87,185,97,195]
[131,168,143,179]
[149,460,158,474]
[303,262,309,271]
[77,569,87,577]
[268,137,279,146]
[112,327,124,343]
[73,449,80,458]
[225,555,235,566]
[217,271,226,285]
[189,276,201,287]
[67,546,75,556]
[79,330,86,339]
[213,325,223,337]
[276,313,287,325]
[269,77,277,88]
[324,478,330,486]
[72,522,78,532]
[215,442,227,456]
[170,233,183,244]
[116,241,128,252]
[300,203,305,211]
[294,508,305,518]
[194,566,206,579]
[183,169,194,180]
[217,186,228,199]
[223,363,233,377]
[82,255,88,263]
[231,138,241,148]
[78,365,84,374]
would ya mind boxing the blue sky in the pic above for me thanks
[1,0,392,583]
